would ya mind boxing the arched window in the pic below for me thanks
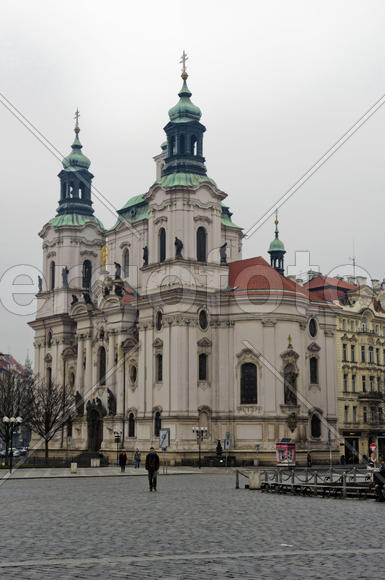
[159,228,166,262]
[156,354,163,382]
[47,367,52,388]
[50,261,55,290]
[179,134,185,154]
[361,317,367,332]
[310,357,318,384]
[197,227,207,262]
[156,311,163,331]
[240,363,258,404]
[123,249,130,277]
[199,353,207,381]
[169,136,176,156]
[82,260,92,289]
[128,413,135,438]
[47,331,52,348]
[154,411,161,436]
[311,412,321,438]
[98,347,106,385]
[191,135,197,155]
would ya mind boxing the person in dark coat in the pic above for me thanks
[145,446,160,491]
[119,451,127,473]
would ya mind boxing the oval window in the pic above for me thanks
[130,365,137,383]
[309,318,317,337]
[156,311,163,331]
[199,310,208,330]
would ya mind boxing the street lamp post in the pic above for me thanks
[2,416,23,473]
[114,430,121,465]
[192,426,207,469]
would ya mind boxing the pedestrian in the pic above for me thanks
[145,446,159,491]
[119,450,127,473]
[307,452,312,468]
[134,448,141,469]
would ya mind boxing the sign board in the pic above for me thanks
[224,439,230,450]
[370,443,377,452]
[159,428,170,449]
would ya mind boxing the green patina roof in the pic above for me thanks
[62,133,91,172]
[49,214,104,229]
[221,204,242,229]
[155,173,217,188]
[120,194,146,210]
[269,237,285,252]
[168,78,202,123]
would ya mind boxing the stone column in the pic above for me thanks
[84,335,93,395]
[76,335,84,393]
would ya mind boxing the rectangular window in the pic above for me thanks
[369,347,374,363]
[343,374,348,392]
[376,348,380,365]
[156,354,163,382]
[342,344,347,362]
[370,376,375,392]
[361,346,366,362]
[371,407,376,423]
[378,376,381,392]
[383,327,385,337]
[362,375,366,392]
[350,320,355,332]
[379,408,383,424]
[198,353,207,381]
[376,324,379,335]
[352,375,356,392]
[344,405,349,423]
[353,406,357,423]
[351,345,355,362]
[342,319,346,330]
[363,406,367,423]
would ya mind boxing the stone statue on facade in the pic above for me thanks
[284,364,298,406]
[114,262,121,279]
[62,266,69,288]
[83,292,93,306]
[175,237,183,258]
[143,246,148,266]
[38,275,43,292]
[71,294,78,305]
[107,389,116,416]
[220,242,227,264]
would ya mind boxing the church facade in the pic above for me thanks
[29,63,338,464]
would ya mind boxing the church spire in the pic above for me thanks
[268,211,286,276]
[56,110,94,217]
[162,53,207,177]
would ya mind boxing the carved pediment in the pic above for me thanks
[153,338,163,348]
[280,348,299,362]
[153,216,168,225]
[237,347,260,359]
[197,337,212,348]
[62,346,77,360]
[307,342,321,353]
[193,215,212,224]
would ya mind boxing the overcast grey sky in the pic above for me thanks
[1,0,385,363]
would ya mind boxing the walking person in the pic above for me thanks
[119,450,127,473]
[145,446,159,491]
[134,448,141,469]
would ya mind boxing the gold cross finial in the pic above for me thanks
[274,209,279,227]
[74,108,80,134]
[180,50,188,79]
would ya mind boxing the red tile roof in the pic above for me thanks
[304,275,356,303]
[226,257,335,307]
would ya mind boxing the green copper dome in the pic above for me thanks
[269,237,285,252]
[62,131,91,171]
[168,77,202,123]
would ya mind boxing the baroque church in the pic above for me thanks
[29,59,338,464]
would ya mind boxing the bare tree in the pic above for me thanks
[0,369,34,463]
[29,377,73,462]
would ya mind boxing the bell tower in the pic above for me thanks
[57,109,94,217]
[268,212,286,276]
[162,51,207,177]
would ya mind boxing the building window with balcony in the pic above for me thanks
[370,375,375,392]
[369,347,374,364]
[352,375,356,392]
[362,375,366,392]
[343,374,348,392]
[342,343,347,362]
[371,407,376,423]
[376,348,380,365]
[351,345,355,362]
[353,406,357,423]
[361,346,366,362]
[344,406,349,423]
[363,406,367,423]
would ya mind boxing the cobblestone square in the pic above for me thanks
[1,472,385,579]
